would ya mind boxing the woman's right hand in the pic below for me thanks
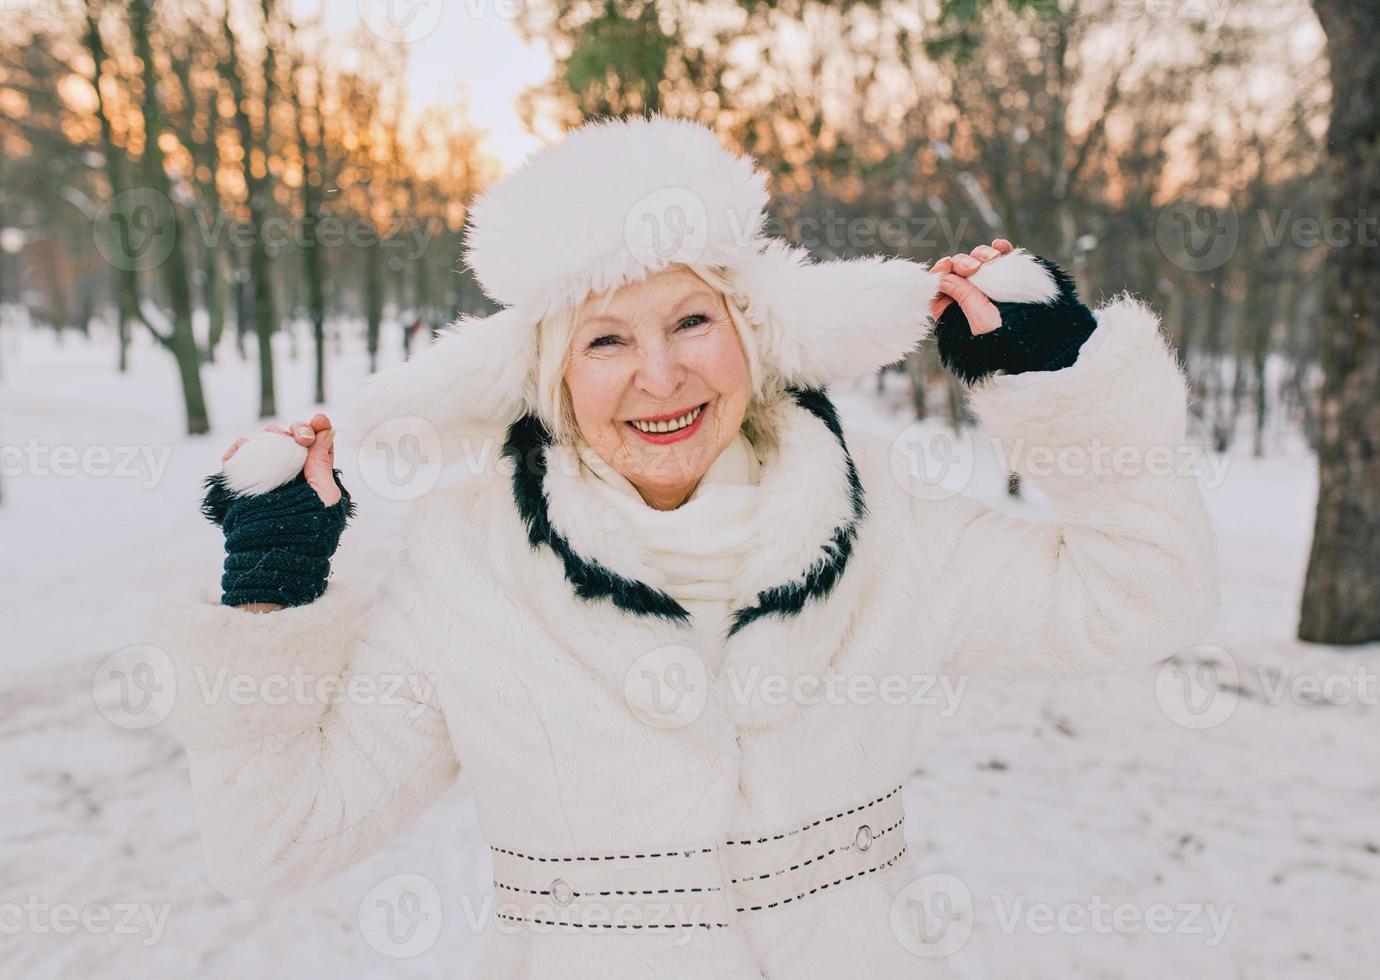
[223,412,340,506]
[209,412,356,613]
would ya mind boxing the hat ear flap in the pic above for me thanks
[343,305,537,465]
[731,239,941,389]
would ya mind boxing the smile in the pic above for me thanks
[625,403,707,443]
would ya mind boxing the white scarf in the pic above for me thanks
[573,434,762,604]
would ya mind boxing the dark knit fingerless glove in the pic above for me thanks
[936,255,1098,385]
[200,469,357,608]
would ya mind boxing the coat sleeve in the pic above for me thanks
[908,293,1220,680]
[147,546,460,899]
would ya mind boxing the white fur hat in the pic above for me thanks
[345,113,943,461]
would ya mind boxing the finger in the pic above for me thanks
[939,273,1003,335]
[221,437,248,463]
[304,429,340,506]
[992,239,1014,254]
[303,427,332,479]
[263,422,313,447]
[283,420,316,446]
[970,244,1000,262]
[930,257,956,320]
[308,413,332,433]
[951,254,982,277]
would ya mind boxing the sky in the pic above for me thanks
[311,0,556,172]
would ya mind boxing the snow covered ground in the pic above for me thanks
[2,320,1376,979]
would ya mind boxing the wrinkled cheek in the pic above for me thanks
[565,361,629,442]
[694,336,752,432]
[707,334,750,390]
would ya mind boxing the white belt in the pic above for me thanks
[490,786,906,931]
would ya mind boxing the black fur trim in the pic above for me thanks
[935,255,1098,384]
[200,468,358,527]
[725,386,867,638]
[200,471,239,527]
[501,387,868,638]
[501,414,693,625]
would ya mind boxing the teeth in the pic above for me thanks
[630,405,702,434]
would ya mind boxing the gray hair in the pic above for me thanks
[533,263,774,447]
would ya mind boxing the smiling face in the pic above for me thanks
[562,266,753,511]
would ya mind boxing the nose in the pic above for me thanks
[634,340,686,401]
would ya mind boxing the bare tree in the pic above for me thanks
[1299,0,1380,644]
[285,14,328,402]
[221,0,280,417]
[125,0,211,433]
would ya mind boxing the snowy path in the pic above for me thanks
[2,327,1376,979]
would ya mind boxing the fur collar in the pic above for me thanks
[500,387,866,640]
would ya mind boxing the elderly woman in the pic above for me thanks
[151,115,1218,979]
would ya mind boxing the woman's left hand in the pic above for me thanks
[929,239,1015,335]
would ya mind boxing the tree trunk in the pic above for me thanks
[127,0,210,434]
[904,350,927,420]
[365,243,383,375]
[286,22,328,404]
[222,0,279,417]
[1299,0,1380,644]
[199,80,229,363]
[233,247,250,360]
[83,0,148,376]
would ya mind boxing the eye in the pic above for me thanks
[677,314,710,331]
[588,334,623,349]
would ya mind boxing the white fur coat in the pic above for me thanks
[149,295,1219,979]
